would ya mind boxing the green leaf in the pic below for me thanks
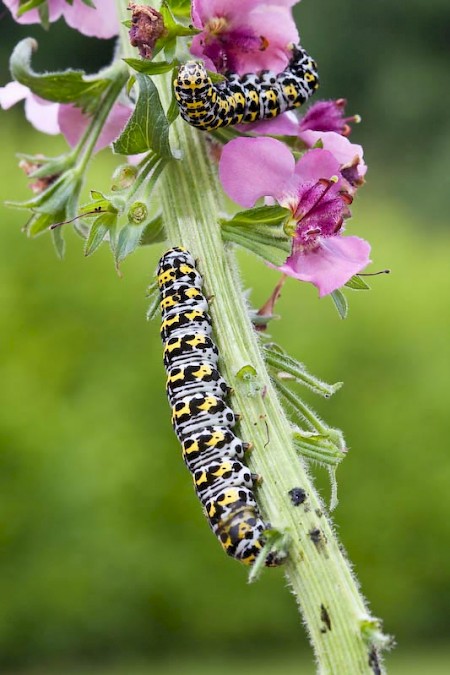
[264,343,342,398]
[84,213,116,257]
[220,205,291,263]
[146,281,161,321]
[140,214,165,245]
[221,204,291,228]
[26,211,61,237]
[345,274,370,291]
[164,37,177,63]
[123,58,177,75]
[113,74,172,158]
[115,223,147,266]
[166,90,180,126]
[10,38,110,112]
[330,289,348,319]
[51,224,65,259]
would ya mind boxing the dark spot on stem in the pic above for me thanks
[368,647,381,675]
[309,528,327,552]
[288,487,307,506]
[315,508,323,518]
[320,604,332,632]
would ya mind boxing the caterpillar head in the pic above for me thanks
[175,61,210,100]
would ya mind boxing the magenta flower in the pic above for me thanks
[219,137,371,296]
[241,100,367,193]
[190,0,299,74]
[0,82,132,153]
[3,0,119,39]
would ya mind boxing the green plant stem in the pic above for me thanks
[116,3,387,673]
[157,90,385,675]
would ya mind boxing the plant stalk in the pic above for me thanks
[116,2,387,672]
[157,87,385,675]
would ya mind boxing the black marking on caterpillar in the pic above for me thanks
[174,44,319,131]
[158,247,286,567]
[288,487,307,506]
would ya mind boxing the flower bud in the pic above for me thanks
[111,164,138,191]
[128,201,148,225]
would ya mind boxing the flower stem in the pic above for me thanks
[116,2,388,672]
[156,82,387,675]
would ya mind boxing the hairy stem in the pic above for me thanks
[158,93,385,675]
[116,3,387,673]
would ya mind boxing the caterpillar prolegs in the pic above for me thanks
[174,44,319,131]
[157,247,285,566]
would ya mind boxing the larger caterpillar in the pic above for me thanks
[157,247,285,566]
[174,44,319,131]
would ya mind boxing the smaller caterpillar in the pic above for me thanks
[174,44,319,131]
[158,247,285,566]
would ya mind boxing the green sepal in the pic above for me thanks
[16,152,76,180]
[113,74,172,158]
[146,281,160,321]
[164,0,192,19]
[160,1,201,37]
[37,2,49,29]
[292,429,346,467]
[84,213,117,257]
[114,223,148,267]
[264,343,342,398]
[7,169,83,221]
[123,59,177,75]
[140,214,165,246]
[330,289,348,319]
[51,224,65,259]
[25,210,63,237]
[17,0,46,17]
[10,38,110,112]
[345,274,371,291]
[221,205,291,265]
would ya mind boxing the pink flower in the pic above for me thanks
[219,137,371,296]
[240,100,367,192]
[190,0,299,74]
[3,0,119,39]
[0,81,132,153]
[0,81,60,134]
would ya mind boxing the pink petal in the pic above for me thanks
[219,137,295,207]
[0,81,29,108]
[277,235,371,297]
[25,95,60,134]
[237,8,299,73]
[300,130,366,176]
[3,0,64,24]
[58,102,132,152]
[62,0,119,39]
[294,148,341,182]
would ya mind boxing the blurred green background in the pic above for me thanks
[1,0,449,673]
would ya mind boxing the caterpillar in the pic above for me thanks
[174,44,319,131]
[157,247,285,566]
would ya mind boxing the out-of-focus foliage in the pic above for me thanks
[0,0,449,672]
